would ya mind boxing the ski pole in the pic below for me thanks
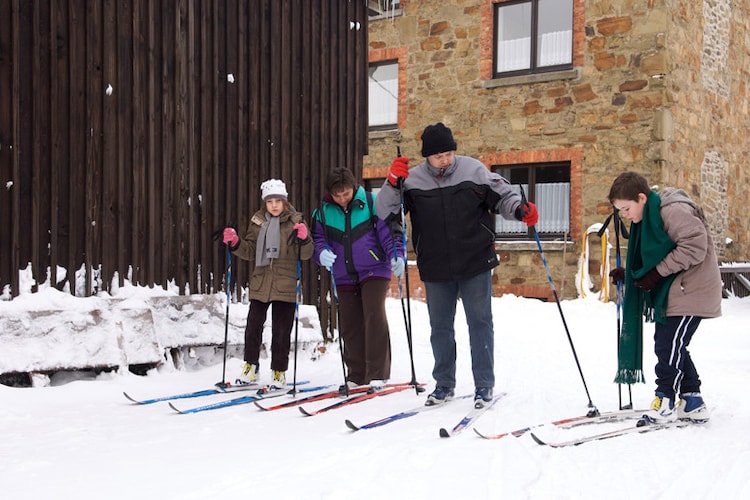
[520,186,598,416]
[613,209,632,409]
[216,245,232,388]
[316,206,349,395]
[328,263,348,395]
[598,209,632,409]
[395,146,422,394]
[291,241,302,396]
[617,211,632,407]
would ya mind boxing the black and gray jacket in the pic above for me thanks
[375,155,522,282]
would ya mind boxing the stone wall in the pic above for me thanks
[365,0,749,299]
[662,0,745,261]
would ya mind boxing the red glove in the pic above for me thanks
[515,202,539,227]
[388,157,410,187]
[634,268,662,291]
[223,227,239,247]
[293,222,308,240]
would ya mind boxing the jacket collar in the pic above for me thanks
[425,160,457,179]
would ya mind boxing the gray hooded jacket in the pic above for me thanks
[375,155,521,282]
[655,187,722,318]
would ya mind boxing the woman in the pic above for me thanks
[222,179,313,386]
[312,168,405,391]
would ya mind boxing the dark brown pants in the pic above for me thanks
[244,299,295,372]
[337,279,392,385]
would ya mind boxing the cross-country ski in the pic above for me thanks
[473,408,646,440]
[254,382,417,412]
[167,383,330,414]
[530,419,699,447]
[344,394,473,431]
[299,383,422,417]
[122,382,261,405]
[438,392,506,438]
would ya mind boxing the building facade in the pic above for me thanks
[364,0,749,300]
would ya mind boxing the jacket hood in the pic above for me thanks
[659,187,707,220]
[659,187,697,209]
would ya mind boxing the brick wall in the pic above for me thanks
[384,258,556,302]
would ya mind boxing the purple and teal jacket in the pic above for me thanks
[312,186,404,289]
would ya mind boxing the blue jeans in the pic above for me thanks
[424,271,495,389]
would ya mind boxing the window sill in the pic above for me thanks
[368,129,402,141]
[495,240,573,252]
[481,68,581,89]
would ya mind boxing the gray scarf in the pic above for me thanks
[255,213,281,267]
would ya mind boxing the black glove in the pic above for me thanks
[609,267,625,285]
[634,268,662,291]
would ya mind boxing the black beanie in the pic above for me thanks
[421,122,457,157]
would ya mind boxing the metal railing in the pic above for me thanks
[720,265,750,298]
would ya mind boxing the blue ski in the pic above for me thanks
[168,383,331,414]
[439,392,507,438]
[123,380,308,405]
[345,394,473,431]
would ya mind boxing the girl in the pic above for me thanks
[223,179,313,386]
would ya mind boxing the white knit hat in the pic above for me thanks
[260,179,288,201]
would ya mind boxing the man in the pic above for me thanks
[375,122,538,408]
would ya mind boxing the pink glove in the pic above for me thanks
[293,222,308,240]
[223,227,239,247]
[388,157,410,187]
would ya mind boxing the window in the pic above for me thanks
[368,0,403,19]
[493,162,570,239]
[364,178,385,196]
[494,0,573,78]
[368,61,399,130]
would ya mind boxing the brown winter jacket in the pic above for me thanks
[232,207,313,303]
[655,188,722,318]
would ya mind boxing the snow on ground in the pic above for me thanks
[1,285,749,499]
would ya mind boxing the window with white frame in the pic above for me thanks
[368,61,398,130]
[494,0,573,77]
[493,162,570,239]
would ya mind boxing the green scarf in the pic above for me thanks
[614,191,677,385]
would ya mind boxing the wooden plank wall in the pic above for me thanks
[0,0,368,328]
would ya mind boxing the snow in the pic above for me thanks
[2,283,749,499]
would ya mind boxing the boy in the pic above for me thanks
[608,172,722,423]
